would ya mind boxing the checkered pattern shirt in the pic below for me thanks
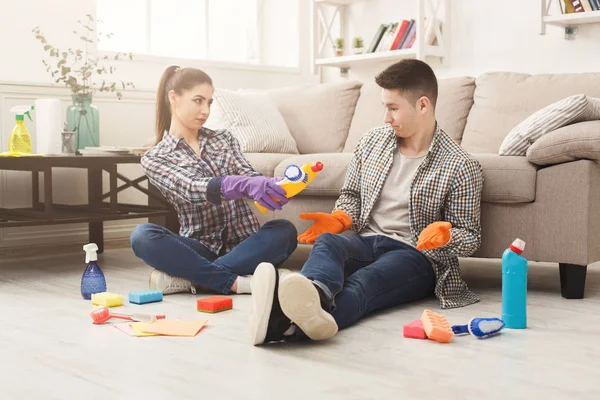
[334,123,484,309]
[141,128,261,255]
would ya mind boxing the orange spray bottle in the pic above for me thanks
[254,161,324,214]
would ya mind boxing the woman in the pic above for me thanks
[130,65,297,295]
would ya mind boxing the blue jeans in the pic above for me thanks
[130,219,297,294]
[301,232,435,330]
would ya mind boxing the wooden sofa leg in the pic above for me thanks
[559,263,587,299]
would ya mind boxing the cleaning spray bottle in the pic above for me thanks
[8,105,35,154]
[502,238,527,329]
[81,243,107,300]
[254,161,324,214]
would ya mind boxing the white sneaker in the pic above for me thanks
[149,269,197,295]
[278,273,338,341]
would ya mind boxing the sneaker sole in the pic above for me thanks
[278,274,338,341]
[249,263,276,346]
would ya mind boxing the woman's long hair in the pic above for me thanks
[155,66,213,145]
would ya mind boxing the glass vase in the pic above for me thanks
[66,94,100,151]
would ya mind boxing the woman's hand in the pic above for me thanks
[221,176,288,211]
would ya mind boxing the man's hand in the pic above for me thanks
[297,210,352,244]
[417,221,452,251]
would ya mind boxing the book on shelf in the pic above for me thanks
[564,0,600,12]
[79,146,149,156]
[365,18,439,54]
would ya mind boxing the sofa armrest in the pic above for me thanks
[526,121,600,166]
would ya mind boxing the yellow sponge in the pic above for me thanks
[91,292,123,307]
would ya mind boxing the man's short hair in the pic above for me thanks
[375,59,438,108]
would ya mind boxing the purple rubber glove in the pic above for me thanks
[221,176,288,211]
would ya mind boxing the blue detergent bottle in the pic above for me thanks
[81,243,106,300]
[502,238,527,329]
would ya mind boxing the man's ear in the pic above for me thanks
[417,96,430,115]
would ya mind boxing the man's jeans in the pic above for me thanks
[130,219,297,294]
[301,232,435,330]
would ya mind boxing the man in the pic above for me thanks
[249,59,484,345]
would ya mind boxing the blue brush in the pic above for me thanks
[128,290,163,305]
[452,317,505,339]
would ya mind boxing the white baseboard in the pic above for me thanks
[0,220,142,249]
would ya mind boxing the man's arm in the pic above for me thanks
[333,143,362,229]
[439,159,484,257]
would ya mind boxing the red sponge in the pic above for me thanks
[197,296,233,313]
[403,319,427,339]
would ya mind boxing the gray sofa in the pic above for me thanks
[237,72,600,300]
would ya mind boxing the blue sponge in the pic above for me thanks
[128,290,163,304]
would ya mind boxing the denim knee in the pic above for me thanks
[267,219,298,251]
[130,223,159,255]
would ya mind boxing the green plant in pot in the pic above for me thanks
[32,14,135,151]
[335,38,344,56]
[353,37,364,54]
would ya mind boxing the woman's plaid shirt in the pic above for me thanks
[334,123,484,309]
[141,129,261,255]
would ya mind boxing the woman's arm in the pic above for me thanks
[141,153,221,205]
[227,133,261,177]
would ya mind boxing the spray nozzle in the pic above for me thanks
[83,243,98,263]
[10,105,35,122]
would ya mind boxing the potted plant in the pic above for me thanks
[32,14,135,151]
[335,38,344,56]
[353,37,364,54]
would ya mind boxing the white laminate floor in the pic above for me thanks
[0,247,599,400]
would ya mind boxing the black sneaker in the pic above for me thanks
[278,273,338,341]
[249,263,293,345]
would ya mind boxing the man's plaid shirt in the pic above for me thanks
[335,123,484,309]
[141,128,261,255]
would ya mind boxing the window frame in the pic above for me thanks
[96,0,302,73]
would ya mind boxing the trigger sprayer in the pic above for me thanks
[8,105,35,154]
[81,243,107,300]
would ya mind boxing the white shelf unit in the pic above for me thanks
[313,0,450,74]
[540,0,600,38]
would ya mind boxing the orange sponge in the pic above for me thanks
[421,309,453,343]
[197,296,233,313]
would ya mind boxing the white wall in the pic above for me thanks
[323,0,600,81]
[0,0,316,249]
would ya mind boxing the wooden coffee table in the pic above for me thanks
[0,154,177,253]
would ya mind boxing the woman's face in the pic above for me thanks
[169,83,214,131]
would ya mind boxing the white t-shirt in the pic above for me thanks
[361,148,427,247]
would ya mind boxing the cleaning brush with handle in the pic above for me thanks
[90,306,165,324]
[451,317,505,339]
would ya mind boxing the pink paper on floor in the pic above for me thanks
[141,319,208,337]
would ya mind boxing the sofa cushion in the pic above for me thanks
[472,154,538,203]
[499,95,600,156]
[273,153,353,196]
[526,121,600,166]
[344,77,475,152]
[264,81,362,154]
[244,153,295,177]
[204,89,299,154]
[461,72,600,154]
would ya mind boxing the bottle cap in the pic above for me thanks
[509,238,526,254]
[311,161,323,172]
[283,165,303,182]
[83,243,99,263]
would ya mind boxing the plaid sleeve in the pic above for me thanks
[141,153,215,205]
[334,143,362,229]
[441,159,484,257]
[227,132,261,177]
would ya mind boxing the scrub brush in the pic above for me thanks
[452,317,505,339]
[90,306,165,324]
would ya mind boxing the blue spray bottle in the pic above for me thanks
[81,243,107,300]
[502,238,527,329]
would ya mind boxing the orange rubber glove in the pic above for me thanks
[297,210,352,244]
[416,221,452,251]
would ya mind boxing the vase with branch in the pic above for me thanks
[32,14,135,151]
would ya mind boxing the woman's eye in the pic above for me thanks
[194,99,202,104]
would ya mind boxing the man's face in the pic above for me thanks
[381,88,421,138]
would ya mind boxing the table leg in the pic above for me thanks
[88,168,104,253]
[43,167,53,220]
[32,171,40,210]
